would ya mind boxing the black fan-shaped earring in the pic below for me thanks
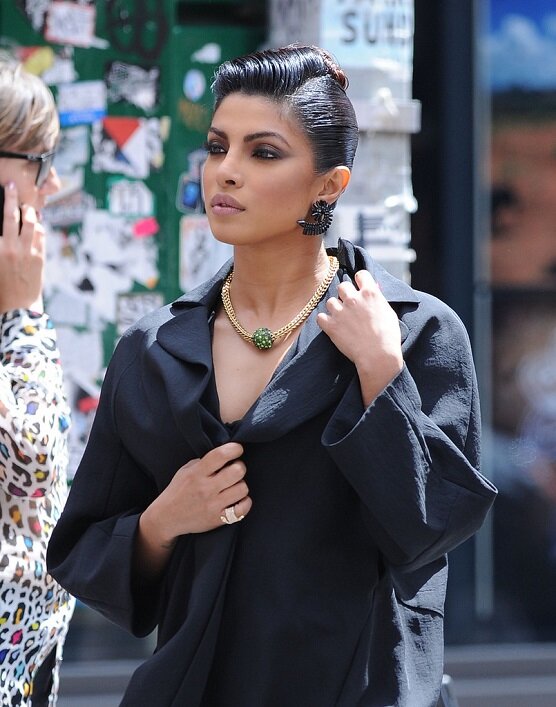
[297,200,335,236]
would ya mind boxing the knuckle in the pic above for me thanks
[228,461,246,479]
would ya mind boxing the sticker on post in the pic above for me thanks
[105,61,160,111]
[180,215,232,292]
[116,292,164,335]
[107,178,155,219]
[45,1,97,48]
[91,117,166,179]
[57,81,107,127]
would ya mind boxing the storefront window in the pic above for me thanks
[486,0,556,641]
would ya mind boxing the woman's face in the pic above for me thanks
[0,143,60,213]
[202,93,324,247]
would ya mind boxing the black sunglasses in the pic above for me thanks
[0,149,56,187]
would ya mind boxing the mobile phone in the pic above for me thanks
[0,185,22,235]
[0,184,4,235]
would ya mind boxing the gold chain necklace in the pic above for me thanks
[221,255,339,350]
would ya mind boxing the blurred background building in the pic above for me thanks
[1,0,556,704]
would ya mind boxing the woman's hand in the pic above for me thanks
[0,182,44,313]
[135,443,251,579]
[317,269,404,406]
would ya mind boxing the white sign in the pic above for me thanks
[45,1,96,48]
[321,0,414,69]
[270,0,320,45]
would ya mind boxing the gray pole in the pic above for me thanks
[269,0,419,282]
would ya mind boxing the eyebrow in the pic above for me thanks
[208,126,291,148]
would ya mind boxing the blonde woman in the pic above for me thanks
[0,57,74,706]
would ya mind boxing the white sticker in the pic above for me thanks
[192,43,221,64]
[92,117,165,179]
[106,61,160,111]
[45,1,96,48]
[183,69,206,102]
[108,178,154,218]
[57,80,107,127]
[116,292,164,335]
[180,215,232,292]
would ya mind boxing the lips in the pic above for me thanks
[209,193,245,214]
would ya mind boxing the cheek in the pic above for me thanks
[14,179,38,208]
[201,162,214,197]
[272,180,313,218]
[0,166,37,206]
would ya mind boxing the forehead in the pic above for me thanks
[210,93,308,143]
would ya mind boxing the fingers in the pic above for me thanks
[337,270,378,301]
[173,443,252,530]
[31,222,45,259]
[2,182,21,240]
[201,442,244,476]
[1,187,40,253]
[20,205,40,245]
[219,479,251,512]
[354,269,379,292]
[323,270,381,314]
[219,496,253,525]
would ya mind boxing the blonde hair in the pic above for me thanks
[0,54,59,152]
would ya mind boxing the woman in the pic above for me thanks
[0,58,75,705]
[48,46,496,706]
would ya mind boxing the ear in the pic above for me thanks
[316,166,351,204]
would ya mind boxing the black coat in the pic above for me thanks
[47,239,496,707]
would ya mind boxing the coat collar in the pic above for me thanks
[333,238,419,304]
[154,239,418,448]
[168,238,418,311]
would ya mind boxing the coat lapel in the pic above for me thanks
[154,240,420,450]
[155,263,232,455]
[233,279,355,443]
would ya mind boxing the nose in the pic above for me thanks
[216,151,243,188]
[40,166,61,196]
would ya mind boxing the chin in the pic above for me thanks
[209,229,237,246]
[208,223,250,246]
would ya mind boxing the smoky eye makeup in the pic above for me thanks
[252,145,281,159]
[204,139,226,155]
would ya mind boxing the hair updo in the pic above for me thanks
[211,45,359,173]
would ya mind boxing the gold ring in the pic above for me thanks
[221,505,244,524]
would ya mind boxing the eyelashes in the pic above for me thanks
[203,140,281,160]
[203,140,225,155]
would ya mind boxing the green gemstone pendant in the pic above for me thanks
[252,327,273,350]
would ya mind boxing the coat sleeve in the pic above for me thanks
[47,328,162,637]
[322,298,497,571]
[0,309,71,498]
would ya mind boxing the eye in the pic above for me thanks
[252,146,280,160]
[204,140,226,156]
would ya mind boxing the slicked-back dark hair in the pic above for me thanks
[211,45,359,173]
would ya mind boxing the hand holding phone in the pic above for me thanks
[0,183,23,236]
[0,182,44,313]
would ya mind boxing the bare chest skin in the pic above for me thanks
[212,308,296,424]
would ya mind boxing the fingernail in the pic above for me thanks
[6,181,15,190]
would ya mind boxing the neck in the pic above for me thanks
[228,239,330,321]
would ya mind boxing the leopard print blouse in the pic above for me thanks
[0,309,75,706]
